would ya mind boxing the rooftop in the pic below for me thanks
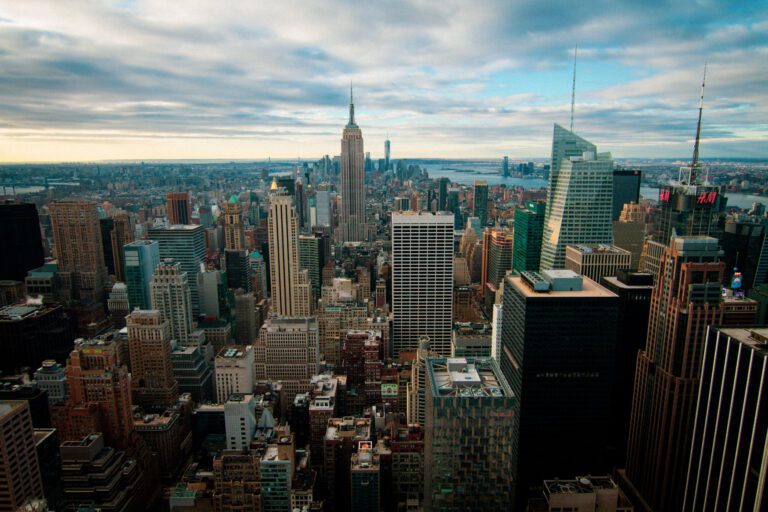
[567,244,631,255]
[427,357,513,399]
[718,327,768,354]
[325,416,371,442]
[216,345,252,359]
[512,273,617,299]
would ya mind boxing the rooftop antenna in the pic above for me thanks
[690,64,707,184]
[570,45,578,132]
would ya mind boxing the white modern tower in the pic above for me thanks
[540,124,614,270]
[391,211,454,357]
[150,258,194,343]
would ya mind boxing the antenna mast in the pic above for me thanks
[690,64,707,184]
[570,45,577,132]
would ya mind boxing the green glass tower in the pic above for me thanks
[512,201,545,274]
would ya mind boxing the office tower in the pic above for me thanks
[34,360,67,405]
[171,344,213,403]
[339,86,366,243]
[600,270,654,467]
[224,393,257,451]
[199,205,214,228]
[60,433,148,512]
[255,317,319,406]
[215,345,255,403]
[655,183,725,246]
[296,177,306,229]
[100,217,116,276]
[341,330,381,414]
[34,428,62,510]
[451,323,492,358]
[351,445,380,512]
[540,126,613,270]
[423,357,517,511]
[528,476,633,511]
[393,196,411,212]
[148,225,205,315]
[110,211,134,281]
[150,258,195,343]
[308,374,338,470]
[268,187,305,316]
[261,434,294,512]
[126,310,179,408]
[0,203,44,282]
[107,282,130,328]
[502,156,510,177]
[612,169,641,220]
[0,301,74,374]
[472,180,489,226]
[482,227,514,296]
[235,290,258,344]
[392,212,453,357]
[437,177,449,211]
[0,401,44,510]
[317,294,368,366]
[166,191,191,225]
[613,202,647,269]
[406,337,438,426]
[624,236,725,511]
[225,249,251,292]
[384,136,391,171]
[390,424,424,510]
[133,402,190,481]
[314,183,331,228]
[501,270,619,504]
[198,268,227,319]
[124,240,160,310]
[223,196,245,251]
[58,338,133,449]
[49,199,107,305]
[299,235,321,298]
[324,417,372,511]
[684,327,768,511]
[721,219,767,291]
[249,250,268,300]
[564,244,632,282]
[213,451,262,512]
[447,189,461,229]
[512,201,546,275]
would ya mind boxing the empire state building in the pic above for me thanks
[339,86,366,242]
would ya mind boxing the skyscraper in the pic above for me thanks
[298,235,321,299]
[0,203,44,282]
[166,192,191,225]
[110,210,134,282]
[437,177,449,211]
[126,309,179,408]
[0,401,44,510]
[612,169,641,220]
[624,236,725,511]
[223,196,245,251]
[315,183,331,227]
[472,180,489,226]
[392,212,453,357]
[148,224,205,315]
[124,240,160,310]
[502,156,509,177]
[540,125,613,270]
[564,244,632,283]
[150,258,195,344]
[512,200,545,274]
[684,327,768,511]
[268,185,307,316]
[49,199,107,305]
[500,269,619,504]
[384,136,391,171]
[423,357,517,510]
[339,86,366,242]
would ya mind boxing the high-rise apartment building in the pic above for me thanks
[540,125,613,270]
[49,199,107,305]
[166,192,191,225]
[223,196,245,251]
[684,327,768,511]
[148,224,205,315]
[513,200,546,274]
[0,401,43,511]
[339,87,366,242]
[124,240,160,310]
[0,203,44,282]
[624,236,725,511]
[612,169,641,220]
[126,310,179,408]
[565,244,632,282]
[254,317,319,406]
[472,180,489,226]
[392,212,453,357]
[501,270,619,504]
[150,258,195,344]
[423,357,517,511]
[268,186,307,316]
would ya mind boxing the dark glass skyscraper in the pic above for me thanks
[0,203,44,281]
[612,169,641,220]
[512,200,545,274]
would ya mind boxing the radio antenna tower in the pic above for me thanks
[689,64,707,184]
[570,45,578,132]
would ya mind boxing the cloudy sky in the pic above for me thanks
[0,0,765,162]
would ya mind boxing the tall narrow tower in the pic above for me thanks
[223,196,245,251]
[150,258,194,344]
[339,85,366,242]
[268,184,305,316]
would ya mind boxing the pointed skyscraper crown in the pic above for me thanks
[347,82,357,128]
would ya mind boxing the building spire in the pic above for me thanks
[690,64,707,183]
[348,81,356,127]
[570,45,577,132]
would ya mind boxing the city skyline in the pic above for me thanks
[0,1,765,162]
